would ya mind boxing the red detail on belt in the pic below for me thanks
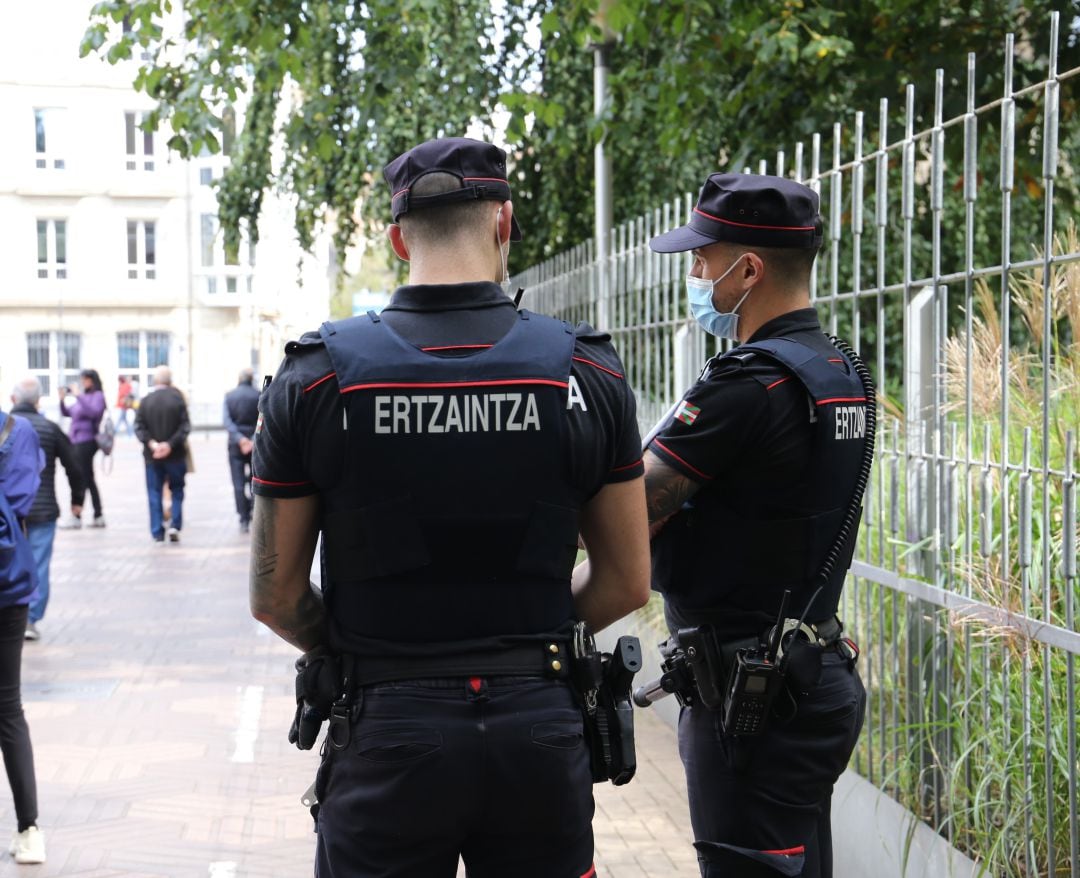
[420,344,494,352]
[762,845,806,856]
[469,677,483,694]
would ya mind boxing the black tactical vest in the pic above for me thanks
[655,335,868,623]
[317,309,582,652]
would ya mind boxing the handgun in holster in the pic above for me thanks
[569,622,643,786]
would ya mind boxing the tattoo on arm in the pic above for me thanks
[249,499,325,652]
[644,454,699,538]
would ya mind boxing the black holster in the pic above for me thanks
[569,623,642,786]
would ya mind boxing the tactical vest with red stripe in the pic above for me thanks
[657,335,868,623]
[317,309,582,651]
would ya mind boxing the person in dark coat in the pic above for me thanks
[133,367,191,543]
[9,378,84,641]
[223,368,260,533]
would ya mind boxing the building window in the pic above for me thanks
[127,220,156,279]
[37,219,67,279]
[34,108,66,170]
[199,167,213,186]
[117,330,171,393]
[199,213,254,297]
[124,112,155,171]
[26,331,81,397]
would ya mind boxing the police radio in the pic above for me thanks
[717,590,790,736]
[721,587,790,734]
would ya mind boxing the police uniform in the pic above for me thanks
[253,138,643,878]
[647,174,870,878]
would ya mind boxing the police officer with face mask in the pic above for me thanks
[249,137,651,877]
[640,173,873,878]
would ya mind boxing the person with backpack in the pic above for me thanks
[58,369,106,530]
[10,378,85,642]
[0,405,46,864]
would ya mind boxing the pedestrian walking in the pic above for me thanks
[250,136,651,876]
[223,368,259,534]
[114,375,135,438]
[640,173,875,878]
[58,369,106,529]
[133,367,190,544]
[9,378,84,642]
[0,406,46,865]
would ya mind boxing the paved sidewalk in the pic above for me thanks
[4,432,696,877]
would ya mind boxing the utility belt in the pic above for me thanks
[289,625,643,787]
[633,614,859,738]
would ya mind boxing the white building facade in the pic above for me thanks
[0,1,332,425]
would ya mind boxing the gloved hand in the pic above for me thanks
[289,647,342,750]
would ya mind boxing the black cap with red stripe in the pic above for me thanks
[383,137,522,241]
[649,173,822,253]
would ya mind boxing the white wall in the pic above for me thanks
[0,0,331,423]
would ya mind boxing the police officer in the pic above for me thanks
[222,367,259,533]
[643,173,871,878]
[249,136,651,877]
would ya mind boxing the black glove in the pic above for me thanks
[289,648,342,750]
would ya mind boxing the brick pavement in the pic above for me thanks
[4,432,697,877]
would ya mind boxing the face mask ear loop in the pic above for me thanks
[497,207,510,291]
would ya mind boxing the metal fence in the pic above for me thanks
[514,13,1078,877]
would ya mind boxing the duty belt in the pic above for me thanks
[345,641,572,688]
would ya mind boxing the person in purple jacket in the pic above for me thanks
[58,369,106,530]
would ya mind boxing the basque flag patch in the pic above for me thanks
[675,400,700,426]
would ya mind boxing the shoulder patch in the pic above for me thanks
[284,333,326,355]
[573,321,611,343]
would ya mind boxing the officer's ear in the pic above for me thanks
[742,251,765,287]
[388,224,410,262]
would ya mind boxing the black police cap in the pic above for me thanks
[383,137,522,241]
[650,173,822,253]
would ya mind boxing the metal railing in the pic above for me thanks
[514,13,1078,876]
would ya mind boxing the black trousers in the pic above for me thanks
[0,605,38,832]
[73,439,102,517]
[227,446,252,524]
[679,652,865,878]
[314,676,596,878]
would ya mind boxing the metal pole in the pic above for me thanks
[593,39,614,333]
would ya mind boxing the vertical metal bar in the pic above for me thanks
[776,149,785,178]
[1020,428,1034,873]
[810,133,821,303]
[998,36,1016,859]
[1064,431,1078,878]
[794,141,804,183]
[852,111,864,345]
[961,55,978,818]
[1041,14,1061,872]
[829,123,842,336]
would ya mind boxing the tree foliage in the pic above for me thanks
[81,0,1079,276]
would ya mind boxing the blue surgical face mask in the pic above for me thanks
[685,253,752,340]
